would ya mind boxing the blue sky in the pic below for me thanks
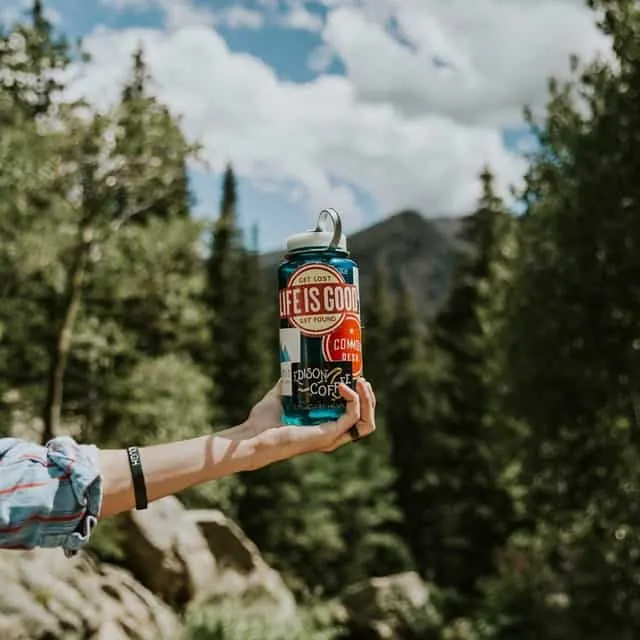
[1,0,606,251]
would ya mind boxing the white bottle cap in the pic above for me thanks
[285,230,348,252]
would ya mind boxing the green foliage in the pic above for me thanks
[0,0,72,119]
[95,216,210,357]
[492,2,640,637]
[413,170,516,596]
[238,441,411,598]
[237,455,344,597]
[330,442,414,585]
[85,514,129,565]
[361,262,396,460]
[109,353,211,444]
[205,164,270,427]
[114,47,194,222]
[384,286,433,571]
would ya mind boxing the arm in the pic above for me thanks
[99,379,374,517]
[98,425,252,518]
[0,379,376,552]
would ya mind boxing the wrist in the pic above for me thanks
[233,421,267,472]
[206,424,260,476]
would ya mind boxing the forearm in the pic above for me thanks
[98,424,254,518]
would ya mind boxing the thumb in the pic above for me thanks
[313,384,360,442]
[264,379,282,399]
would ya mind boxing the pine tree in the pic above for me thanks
[238,232,270,405]
[114,47,192,224]
[384,284,432,569]
[238,432,412,596]
[362,262,392,404]
[0,94,58,429]
[415,169,515,596]
[0,0,71,119]
[0,41,199,442]
[498,2,640,633]
[330,434,415,587]
[205,165,268,426]
[0,1,72,428]
[206,163,241,425]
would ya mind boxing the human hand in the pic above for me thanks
[240,378,377,470]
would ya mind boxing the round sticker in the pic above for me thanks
[322,314,362,377]
[280,263,359,337]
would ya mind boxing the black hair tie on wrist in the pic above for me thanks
[126,446,148,510]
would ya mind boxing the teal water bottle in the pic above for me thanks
[278,208,363,426]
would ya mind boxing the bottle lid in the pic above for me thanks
[286,230,347,252]
[285,208,347,252]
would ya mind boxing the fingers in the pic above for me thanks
[322,378,376,452]
[367,381,377,409]
[261,378,377,460]
[357,379,376,437]
[329,383,360,436]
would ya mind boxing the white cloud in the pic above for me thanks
[307,43,334,73]
[317,0,611,127]
[100,0,154,11]
[100,0,216,30]
[278,2,324,32]
[163,1,215,30]
[65,23,529,230]
[67,0,611,230]
[214,6,265,31]
[101,0,263,31]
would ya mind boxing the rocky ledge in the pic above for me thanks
[0,497,296,639]
[0,497,435,640]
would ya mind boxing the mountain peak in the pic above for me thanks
[262,210,463,318]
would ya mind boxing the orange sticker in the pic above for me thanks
[321,314,362,377]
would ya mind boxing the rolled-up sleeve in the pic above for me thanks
[0,436,103,556]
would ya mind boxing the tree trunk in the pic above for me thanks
[41,226,92,444]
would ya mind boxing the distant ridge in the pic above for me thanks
[262,210,466,318]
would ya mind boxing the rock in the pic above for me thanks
[90,620,130,640]
[341,571,440,639]
[122,495,216,608]
[0,548,181,640]
[187,509,297,620]
[121,499,296,619]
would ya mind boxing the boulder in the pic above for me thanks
[187,509,297,620]
[0,548,180,640]
[341,571,441,639]
[122,496,216,608]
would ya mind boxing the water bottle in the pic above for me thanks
[278,208,363,425]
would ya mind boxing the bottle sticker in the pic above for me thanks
[321,314,362,378]
[291,362,354,410]
[281,363,292,396]
[279,328,301,396]
[279,263,360,337]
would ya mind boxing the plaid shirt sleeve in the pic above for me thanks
[0,436,103,556]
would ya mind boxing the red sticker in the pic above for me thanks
[322,314,362,377]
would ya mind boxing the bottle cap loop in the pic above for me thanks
[284,208,347,252]
[314,208,343,250]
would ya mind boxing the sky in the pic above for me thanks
[0,0,611,252]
